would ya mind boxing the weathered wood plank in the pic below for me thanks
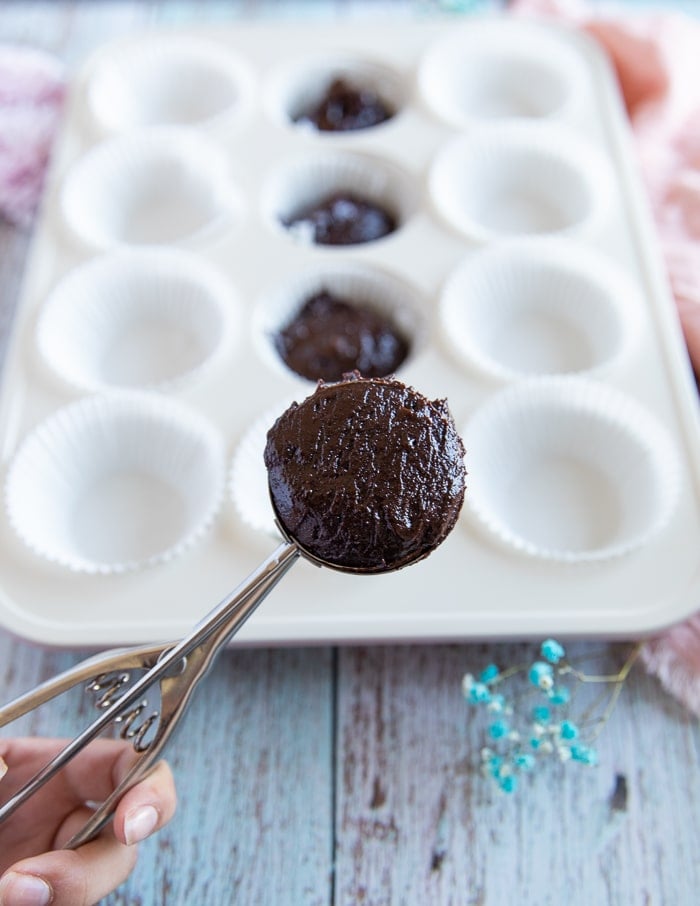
[116,646,334,906]
[0,635,335,906]
[335,643,700,906]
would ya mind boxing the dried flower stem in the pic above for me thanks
[578,644,643,741]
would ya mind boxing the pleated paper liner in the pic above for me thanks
[4,393,226,574]
[429,123,612,242]
[439,239,641,382]
[462,378,680,563]
[253,261,428,382]
[264,51,404,134]
[36,248,237,394]
[84,34,255,135]
[262,149,416,247]
[59,127,242,250]
[229,402,293,544]
[418,19,587,127]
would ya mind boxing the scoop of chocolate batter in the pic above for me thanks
[294,78,394,132]
[273,290,410,382]
[264,373,466,573]
[283,193,397,246]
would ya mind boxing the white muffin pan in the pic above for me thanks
[1,17,699,646]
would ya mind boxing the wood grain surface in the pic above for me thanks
[1,2,699,905]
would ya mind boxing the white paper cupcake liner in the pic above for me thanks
[253,262,427,381]
[36,248,236,393]
[85,36,255,134]
[462,379,680,563]
[59,128,241,250]
[418,20,587,127]
[229,404,291,541]
[4,393,226,574]
[262,150,415,245]
[264,53,403,133]
[429,124,611,242]
[440,240,641,382]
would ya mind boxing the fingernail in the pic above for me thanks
[0,756,7,780]
[0,872,52,906]
[124,804,159,845]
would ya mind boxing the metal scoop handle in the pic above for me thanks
[0,540,299,849]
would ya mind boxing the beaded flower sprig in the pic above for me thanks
[462,639,641,794]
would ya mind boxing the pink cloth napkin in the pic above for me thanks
[512,0,700,716]
[1,13,699,714]
[0,44,64,227]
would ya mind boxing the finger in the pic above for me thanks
[0,738,135,805]
[0,738,67,778]
[65,739,141,805]
[52,755,176,850]
[112,760,177,846]
[0,809,137,906]
[51,758,177,849]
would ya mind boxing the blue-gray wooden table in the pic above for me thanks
[1,2,699,904]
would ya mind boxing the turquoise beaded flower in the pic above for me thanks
[541,639,566,664]
[463,639,640,794]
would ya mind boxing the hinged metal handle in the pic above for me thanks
[0,541,300,848]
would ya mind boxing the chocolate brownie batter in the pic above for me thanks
[264,373,466,573]
[294,78,393,132]
[283,193,397,246]
[274,290,410,382]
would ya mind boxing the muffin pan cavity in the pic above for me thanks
[36,248,236,393]
[59,128,242,250]
[254,263,426,383]
[265,54,403,133]
[1,18,699,645]
[439,240,640,382]
[229,402,294,544]
[418,19,587,127]
[262,150,414,247]
[4,394,225,575]
[429,124,611,241]
[463,380,680,563]
[85,36,255,134]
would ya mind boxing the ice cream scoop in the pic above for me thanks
[0,373,465,849]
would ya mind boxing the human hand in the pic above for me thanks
[0,738,176,906]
